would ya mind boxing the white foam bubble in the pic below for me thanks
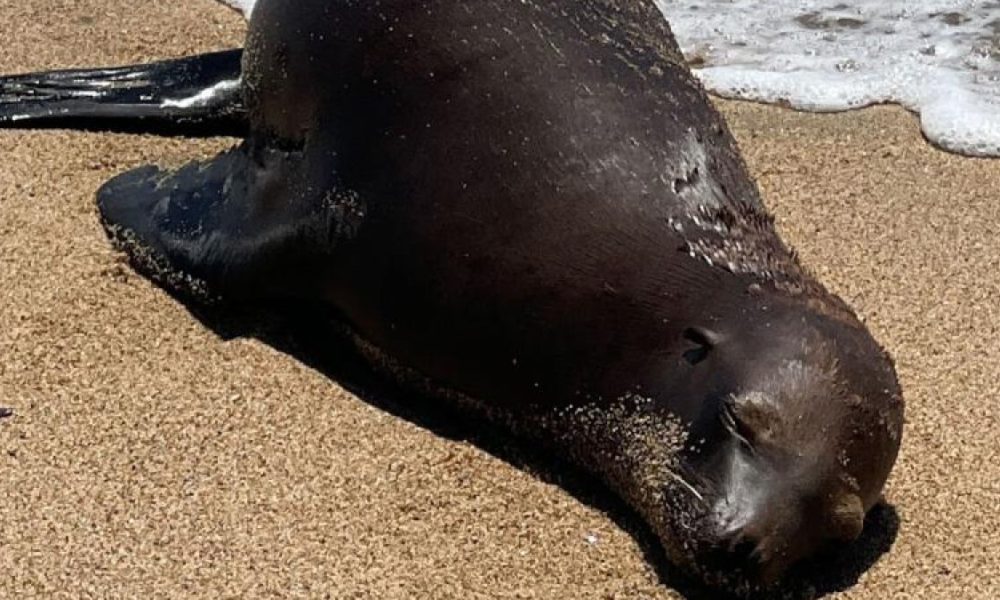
[216,0,255,18]
[656,0,1000,157]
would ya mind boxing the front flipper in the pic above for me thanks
[98,144,352,302]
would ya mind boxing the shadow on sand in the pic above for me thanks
[181,297,900,600]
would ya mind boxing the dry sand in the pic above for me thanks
[1,1,999,598]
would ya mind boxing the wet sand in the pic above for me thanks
[1,1,998,598]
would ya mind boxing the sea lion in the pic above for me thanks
[0,0,904,592]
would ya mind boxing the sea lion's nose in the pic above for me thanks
[705,512,771,582]
[724,527,787,586]
[710,490,867,586]
[715,528,802,588]
[726,536,761,569]
[699,527,783,588]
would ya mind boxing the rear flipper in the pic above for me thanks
[98,144,346,303]
[0,49,245,137]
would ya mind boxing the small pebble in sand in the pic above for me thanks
[0,407,12,419]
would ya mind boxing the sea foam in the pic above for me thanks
[218,0,254,17]
[219,1,999,157]
[656,0,1000,157]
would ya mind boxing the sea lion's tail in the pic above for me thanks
[0,49,245,137]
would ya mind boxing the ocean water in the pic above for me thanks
[219,0,1000,157]
[656,0,1000,157]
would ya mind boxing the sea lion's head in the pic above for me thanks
[655,311,904,591]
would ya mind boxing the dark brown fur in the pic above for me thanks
[2,0,905,591]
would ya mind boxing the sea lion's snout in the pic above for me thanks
[701,465,867,587]
[671,331,899,590]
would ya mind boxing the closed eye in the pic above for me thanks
[721,400,757,453]
[682,327,713,366]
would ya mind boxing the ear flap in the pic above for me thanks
[827,492,865,542]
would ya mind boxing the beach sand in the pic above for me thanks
[1,1,998,598]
